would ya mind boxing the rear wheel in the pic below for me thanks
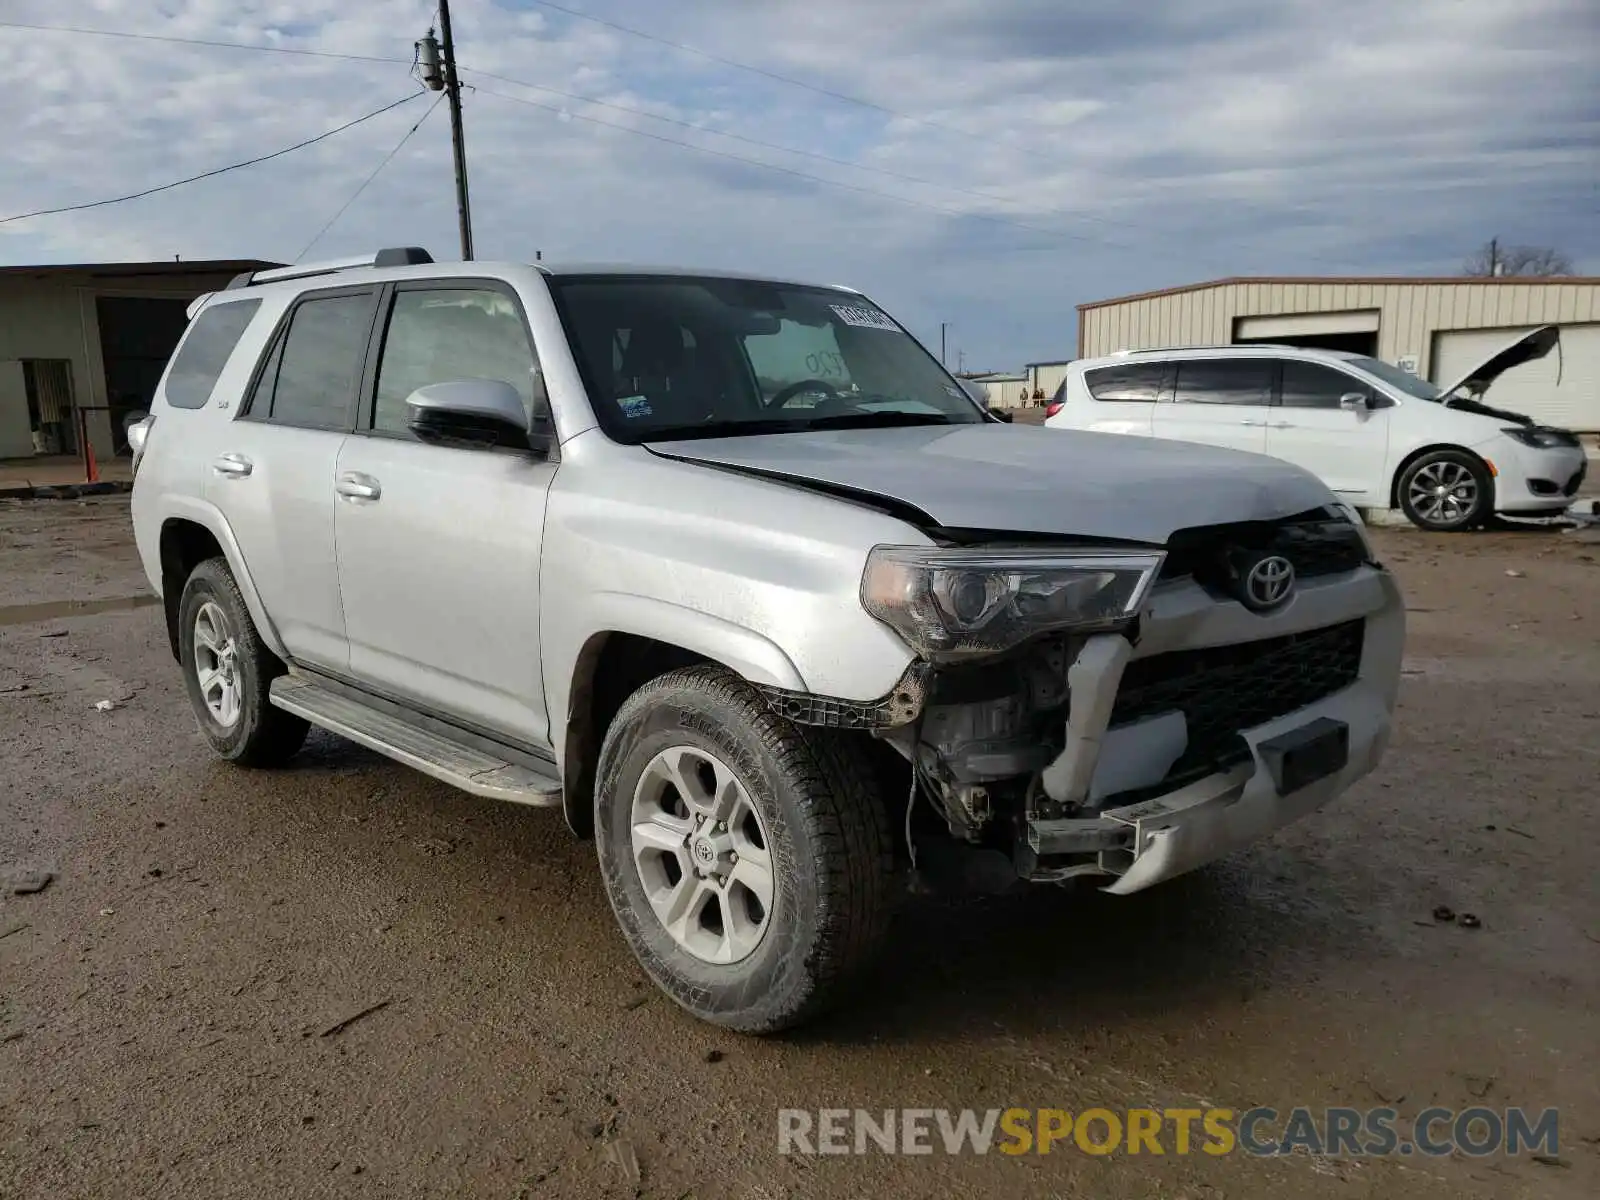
[594,666,891,1033]
[178,557,308,766]
[1398,450,1492,531]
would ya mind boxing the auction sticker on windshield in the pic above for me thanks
[831,304,899,332]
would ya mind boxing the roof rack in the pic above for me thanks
[1110,342,1303,355]
[226,247,433,290]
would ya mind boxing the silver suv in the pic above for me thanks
[130,248,1404,1032]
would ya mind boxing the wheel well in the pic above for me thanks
[158,519,223,660]
[1389,444,1490,509]
[562,633,711,837]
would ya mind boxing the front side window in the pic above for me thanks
[371,287,541,434]
[1280,361,1369,409]
[1084,362,1168,403]
[1349,355,1442,401]
[547,275,984,441]
[165,299,261,409]
[1171,359,1273,406]
[262,293,373,429]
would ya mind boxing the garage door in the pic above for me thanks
[1432,323,1600,431]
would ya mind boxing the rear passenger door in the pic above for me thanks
[332,280,559,749]
[207,287,376,672]
[1075,361,1169,434]
[1151,358,1273,455]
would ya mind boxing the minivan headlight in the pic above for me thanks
[1501,425,1576,450]
[860,546,1164,661]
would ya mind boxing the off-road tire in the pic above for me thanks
[178,557,308,766]
[1397,449,1493,532]
[595,665,892,1033]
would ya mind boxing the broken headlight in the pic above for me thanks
[860,546,1164,662]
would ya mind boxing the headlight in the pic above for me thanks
[128,415,154,474]
[1502,425,1575,449]
[860,546,1164,661]
[1331,501,1375,556]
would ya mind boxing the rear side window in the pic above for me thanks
[256,292,374,429]
[1172,360,1273,406]
[1084,362,1168,402]
[164,299,261,409]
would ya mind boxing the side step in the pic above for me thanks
[269,675,562,807]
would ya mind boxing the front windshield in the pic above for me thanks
[546,274,986,441]
[1349,355,1444,401]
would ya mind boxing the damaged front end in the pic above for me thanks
[764,510,1402,894]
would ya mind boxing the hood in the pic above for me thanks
[647,424,1335,545]
[1439,324,1558,401]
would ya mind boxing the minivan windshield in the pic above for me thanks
[546,274,987,441]
[1348,355,1445,401]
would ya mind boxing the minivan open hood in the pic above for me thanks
[648,424,1335,545]
[1439,324,1558,402]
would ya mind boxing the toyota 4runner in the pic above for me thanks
[130,248,1404,1032]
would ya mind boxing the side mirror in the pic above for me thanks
[406,380,530,449]
[988,406,1014,423]
[1339,392,1372,412]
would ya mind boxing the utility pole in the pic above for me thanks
[940,322,947,366]
[418,1,474,259]
[1489,237,1501,277]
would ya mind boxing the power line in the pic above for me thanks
[0,93,428,226]
[0,19,410,64]
[520,0,982,142]
[473,86,1124,251]
[300,93,448,258]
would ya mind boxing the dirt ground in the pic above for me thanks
[1,496,1596,1200]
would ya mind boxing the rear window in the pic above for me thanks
[164,299,262,409]
[1084,362,1167,402]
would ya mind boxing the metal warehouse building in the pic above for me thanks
[0,259,272,462]
[1077,276,1600,431]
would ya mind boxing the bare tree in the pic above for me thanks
[1463,238,1577,277]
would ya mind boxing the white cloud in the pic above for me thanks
[1,0,1595,367]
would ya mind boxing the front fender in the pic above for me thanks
[155,495,290,661]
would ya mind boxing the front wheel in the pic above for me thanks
[1398,450,1492,531]
[594,666,892,1033]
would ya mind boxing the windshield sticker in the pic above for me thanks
[830,303,899,332]
[618,395,654,419]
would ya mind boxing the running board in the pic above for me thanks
[269,675,562,806]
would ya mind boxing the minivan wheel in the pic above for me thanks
[1398,450,1492,532]
[178,557,309,766]
[594,666,891,1033]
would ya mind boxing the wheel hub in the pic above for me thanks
[689,821,737,879]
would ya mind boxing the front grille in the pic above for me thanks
[1112,619,1365,774]
[1161,512,1367,587]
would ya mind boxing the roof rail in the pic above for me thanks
[1109,342,1303,355]
[226,246,434,290]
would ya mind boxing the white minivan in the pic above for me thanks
[1044,328,1587,531]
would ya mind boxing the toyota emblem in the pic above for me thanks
[1243,554,1296,611]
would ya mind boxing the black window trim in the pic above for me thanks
[236,283,382,432]
[354,276,555,457]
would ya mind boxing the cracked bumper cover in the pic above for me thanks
[1037,566,1404,894]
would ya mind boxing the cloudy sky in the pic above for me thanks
[3,0,1596,368]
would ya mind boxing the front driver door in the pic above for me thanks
[1264,360,1388,502]
[1151,358,1273,454]
[332,280,559,748]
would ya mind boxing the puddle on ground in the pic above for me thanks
[0,594,159,628]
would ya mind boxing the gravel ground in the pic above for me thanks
[1,496,1596,1199]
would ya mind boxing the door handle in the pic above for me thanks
[1239,419,1265,427]
[212,453,253,478]
[336,472,381,501]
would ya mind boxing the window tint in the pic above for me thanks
[1280,361,1369,409]
[1171,359,1273,406]
[165,299,261,409]
[266,293,372,429]
[372,288,540,434]
[1084,362,1167,403]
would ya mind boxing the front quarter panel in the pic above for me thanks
[539,431,925,762]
